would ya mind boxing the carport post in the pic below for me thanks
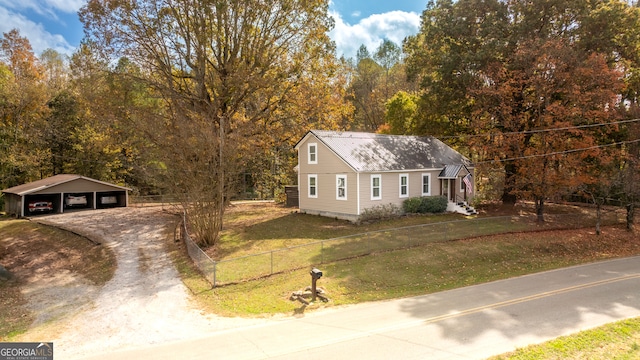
[59,193,64,213]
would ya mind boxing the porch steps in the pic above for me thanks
[453,201,477,216]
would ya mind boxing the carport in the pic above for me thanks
[2,174,130,217]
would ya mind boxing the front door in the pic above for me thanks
[449,179,456,202]
[442,180,456,202]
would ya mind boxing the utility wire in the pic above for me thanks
[295,138,640,175]
[439,118,640,140]
[476,138,640,164]
[24,117,640,172]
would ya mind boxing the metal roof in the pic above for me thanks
[2,174,130,196]
[308,130,472,172]
[438,164,472,179]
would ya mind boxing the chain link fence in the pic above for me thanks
[178,212,217,286]
[179,209,623,288]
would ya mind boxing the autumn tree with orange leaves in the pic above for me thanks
[0,29,48,187]
[404,0,639,221]
[473,40,624,221]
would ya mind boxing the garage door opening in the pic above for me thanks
[24,194,59,216]
[97,191,126,209]
[2,174,130,218]
[64,193,92,210]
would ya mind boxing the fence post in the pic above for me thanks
[444,222,448,241]
[406,229,411,248]
[321,241,324,264]
[271,251,274,275]
[212,261,217,288]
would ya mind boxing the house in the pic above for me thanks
[2,174,130,217]
[294,130,475,222]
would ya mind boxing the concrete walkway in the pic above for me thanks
[81,256,640,360]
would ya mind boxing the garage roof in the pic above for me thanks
[2,174,130,196]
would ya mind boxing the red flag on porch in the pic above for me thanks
[463,173,473,192]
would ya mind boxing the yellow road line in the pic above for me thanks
[422,273,640,325]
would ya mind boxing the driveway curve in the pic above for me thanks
[33,207,265,359]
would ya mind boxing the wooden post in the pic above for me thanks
[310,268,322,302]
[311,276,317,302]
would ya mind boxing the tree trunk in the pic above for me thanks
[596,202,601,236]
[218,113,226,235]
[502,163,517,205]
[627,202,635,232]
[535,197,545,223]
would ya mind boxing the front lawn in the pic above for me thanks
[200,202,622,285]
[213,202,463,259]
[168,202,638,316]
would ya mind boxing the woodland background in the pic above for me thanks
[1,0,639,244]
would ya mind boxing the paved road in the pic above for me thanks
[83,256,640,360]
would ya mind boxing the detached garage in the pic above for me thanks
[2,174,130,217]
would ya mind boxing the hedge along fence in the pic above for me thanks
[181,211,623,288]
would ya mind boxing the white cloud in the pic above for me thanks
[329,10,420,60]
[0,0,83,15]
[43,0,85,13]
[0,6,75,56]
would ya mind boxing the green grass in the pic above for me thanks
[489,318,640,359]
[172,216,640,316]
[216,206,465,259]
[170,202,636,358]
[210,206,620,285]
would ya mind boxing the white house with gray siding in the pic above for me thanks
[294,130,475,222]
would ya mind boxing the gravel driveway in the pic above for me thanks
[33,207,265,359]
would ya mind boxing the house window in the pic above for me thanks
[336,175,347,200]
[308,143,317,164]
[422,173,431,196]
[308,174,318,198]
[399,174,409,198]
[460,176,466,191]
[371,174,382,200]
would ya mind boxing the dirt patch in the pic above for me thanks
[0,218,115,338]
[6,207,266,359]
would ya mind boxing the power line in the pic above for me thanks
[440,118,640,140]
[19,118,640,175]
[313,118,640,140]
[476,138,640,164]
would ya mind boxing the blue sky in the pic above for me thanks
[329,0,423,58]
[0,0,425,59]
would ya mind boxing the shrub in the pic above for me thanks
[360,203,402,222]
[404,196,448,214]
[402,197,422,213]
[419,196,448,213]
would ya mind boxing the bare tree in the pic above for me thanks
[79,0,334,245]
